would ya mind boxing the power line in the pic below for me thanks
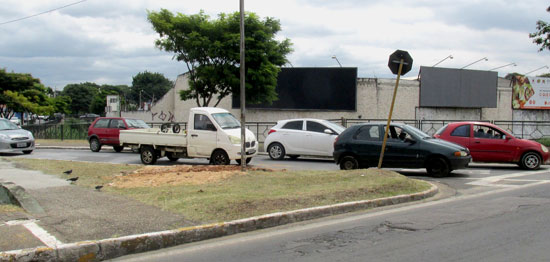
[0,0,88,26]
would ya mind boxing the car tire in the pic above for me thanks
[23,150,33,154]
[113,146,124,152]
[426,157,450,177]
[288,155,300,160]
[339,156,359,170]
[140,146,157,165]
[211,150,230,165]
[236,157,252,165]
[172,123,181,133]
[267,143,286,160]
[520,152,541,170]
[89,138,101,152]
[167,152,179,162]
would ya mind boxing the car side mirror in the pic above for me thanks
[324,129,334,135]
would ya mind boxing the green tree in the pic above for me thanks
[0,68,55,119]
[529,6,550,51]
[62,82,99,115]
[148,9,292,107]
[130,71,173,106]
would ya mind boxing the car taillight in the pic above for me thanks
[268,129,276,135]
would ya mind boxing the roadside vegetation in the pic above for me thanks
[536,138,550,147]
[0,204,23,213]
[4,158,431,223]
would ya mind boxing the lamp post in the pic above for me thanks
[432,55,453,67]
[524,65,549,75]
[239,0,246,171]
[331,55,342,67]
[461,57,488,69]
[490,62,516,71]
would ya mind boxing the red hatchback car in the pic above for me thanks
[87,117,150,152]
[434,122,549,170]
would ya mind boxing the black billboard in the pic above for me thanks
[232,67,357,110]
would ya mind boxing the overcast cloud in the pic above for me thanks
[1,0,549,89]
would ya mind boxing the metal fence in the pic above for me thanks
[23,119,550,142]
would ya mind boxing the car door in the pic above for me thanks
[108,119,126,145]
[187,114,218,157]
[278,120,306,155]
[352,124,382,167]
[91,119,110,144]
[304,120,338,156]
[469,124,515,162]
[382,125,420,168]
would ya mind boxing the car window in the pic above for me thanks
[0,119,19,130]
[451,124,470,137]
[306,121,328,133]
[109,119,125,129]
[93,119,109,128]
[354,125,380,141]
[282,121,303,130]
[474,125,505,139]
[194,114,216,131]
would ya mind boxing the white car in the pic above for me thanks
[264,118,345,160]
[0,118,34,154]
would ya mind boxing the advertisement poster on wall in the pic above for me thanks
[512,76,550,109]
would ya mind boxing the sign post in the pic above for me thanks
[378,50,413,169]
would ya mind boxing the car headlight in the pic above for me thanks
[228,135,241,145]
[0,134,9,140]
[542,145,549,153]
[27,131,34,139]
[453,151,468,157]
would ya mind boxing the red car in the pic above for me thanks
[434,122,549,170]
[87,117,150,152]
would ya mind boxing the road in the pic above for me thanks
[114,176,550,262]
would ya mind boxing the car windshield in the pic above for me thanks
[434,124,448,135]
[212,113,241,129]
[0,119,19,130]
[322,121,346,134]
[125,119,150,128]
[403,125,431,139]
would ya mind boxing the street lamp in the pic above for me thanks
[331,55,342,67]
[524,65,549,75]
[490,62,516,71]
[461,57,488,69]
[432,55,453,67]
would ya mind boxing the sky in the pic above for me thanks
[1,0,549,90]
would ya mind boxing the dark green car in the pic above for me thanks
[333,123,471,177]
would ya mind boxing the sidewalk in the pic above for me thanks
[0,147,438,261]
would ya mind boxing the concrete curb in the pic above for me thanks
[35,146,89,150]
[0,182,44,214]
[0,183,438,262]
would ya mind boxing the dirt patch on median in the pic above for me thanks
[110,165,275,188]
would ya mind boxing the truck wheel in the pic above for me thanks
[167,152,179,162]
[339,156,358,170]
[236,157,252,165]
[172,124,181,133]
[211,150,230,165]
[140,146,157,165]
[113,146,124,152]
[520,152,541,170]
[89,138,101,152]
[267,143,285,160]
[161,123,170,133]
[426,157,450,177]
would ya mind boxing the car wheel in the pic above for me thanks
[211,150,230,165]
[267,143,285,160]
[339,156,359,170]
[236,157,252,165]
[426,157,450,177]
[89,138,101,152]
[172,123,181,133]
[140,146,157,165]
[288,155,300,160]
[520,152,541,170]
[23,150,33,154]
[113,146,124,152]
[167,152,179,162]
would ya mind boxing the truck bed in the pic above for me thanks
[120,128,187,147]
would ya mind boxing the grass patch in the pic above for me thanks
[0,204,24,213]
[535,138,550,147]
[35,139,88,146]
[6,158,431,223]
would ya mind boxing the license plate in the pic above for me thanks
[17,142,27,148]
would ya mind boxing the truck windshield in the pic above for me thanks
[212,113,241,129]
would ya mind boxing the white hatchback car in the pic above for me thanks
[264,119,345,160]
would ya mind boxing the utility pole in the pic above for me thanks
[239,0,246,171]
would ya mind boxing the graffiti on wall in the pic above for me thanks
[151,111,175,122]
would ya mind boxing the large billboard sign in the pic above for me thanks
[512,76,550,109]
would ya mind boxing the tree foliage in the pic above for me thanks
[0,68,55,119]
[529,6,550,52]
[62,82,129,116]
[130,71,173,106]
[148,9,292,107]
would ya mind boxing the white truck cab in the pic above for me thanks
[120,107,258,165]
